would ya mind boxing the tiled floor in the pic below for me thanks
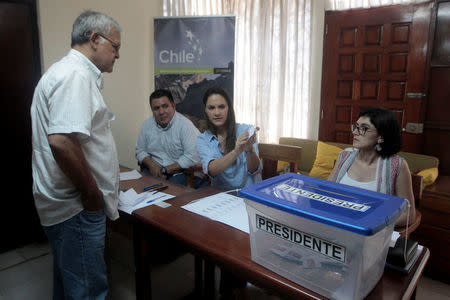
[1,233,449,300]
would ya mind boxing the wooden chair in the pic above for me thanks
[395,173,422,237]
[184,164,204,188]
[258,143,302,180]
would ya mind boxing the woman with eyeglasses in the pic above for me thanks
[329,107,416,226]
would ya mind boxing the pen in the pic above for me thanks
[152,185,168,194]
[142,183,163,191]
[146,194,166,203]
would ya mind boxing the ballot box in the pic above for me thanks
[239,173,407,300]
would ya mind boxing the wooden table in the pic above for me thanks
[131,186,430,300]
[116,166,195,299]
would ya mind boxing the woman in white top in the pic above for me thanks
[328,107,416,226]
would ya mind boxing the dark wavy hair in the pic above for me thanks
[149,89,174,106]
[202,87,236,154]
[358,107,402,158]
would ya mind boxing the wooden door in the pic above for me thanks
[319,2,433,153]
[424,0,450,175]
[0,0,44,252]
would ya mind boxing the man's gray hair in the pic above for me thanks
[71,10,122,47]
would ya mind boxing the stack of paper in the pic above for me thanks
[120,170,142,181]
[119,188,174,214]
[182,192,249,233]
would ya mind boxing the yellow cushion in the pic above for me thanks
[277,161,290,173]
[309,141,343,179]
[417,167,439,188]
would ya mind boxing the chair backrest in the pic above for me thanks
[258,143,302,180]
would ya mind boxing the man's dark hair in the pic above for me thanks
[149,89,174,106]
[358,107,402,158]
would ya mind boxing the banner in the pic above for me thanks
[154,16,235,121]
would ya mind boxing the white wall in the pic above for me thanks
[37,0,163,168]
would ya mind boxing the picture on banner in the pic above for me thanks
[154,16,235,122]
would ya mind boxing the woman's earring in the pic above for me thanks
[375,143,382,152]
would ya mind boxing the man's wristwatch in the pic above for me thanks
[161,167,168,175]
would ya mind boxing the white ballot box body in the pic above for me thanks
[239,173,406,300]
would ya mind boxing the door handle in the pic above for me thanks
[402,123,423,134]
[406,92,427,99]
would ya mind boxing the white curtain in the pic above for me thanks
[326,0,429,10]
[163,0,312,143]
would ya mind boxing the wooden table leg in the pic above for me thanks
[204,260,215,299]
[194,255,204,298]
[133,223,152,300]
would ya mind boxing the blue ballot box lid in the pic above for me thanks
[239,173,407,236]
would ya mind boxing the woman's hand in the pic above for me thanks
[244,126,260,152]
[235,126,260,154]
[208,126,261,177]
[235,131,249,155]
[244,126,260,173]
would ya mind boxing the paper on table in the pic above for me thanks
[181,192,249,233]
[120,170,142,181]
[119,188,140,206]
[390,231,401,247]
[118,188,174,214]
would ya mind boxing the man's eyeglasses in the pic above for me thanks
[98,33,121,52]
[351,124,373,135]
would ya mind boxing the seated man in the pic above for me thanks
[136,89,206,187]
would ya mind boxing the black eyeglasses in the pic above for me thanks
[351,124,373,135]
[98,33,121,52]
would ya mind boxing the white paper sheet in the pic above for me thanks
[390,231,401,247]
[118,188,174,214]
[181,192,249,233]
[119,170,142,181]
[247,126,255,137]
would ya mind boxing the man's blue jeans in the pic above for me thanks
[44,210,108,300]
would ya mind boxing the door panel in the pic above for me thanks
[424,1,450,175]
[320,2,433,152]
[0,0,44,252]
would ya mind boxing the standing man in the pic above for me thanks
[31,11,122,300]
[136,89,204,187]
